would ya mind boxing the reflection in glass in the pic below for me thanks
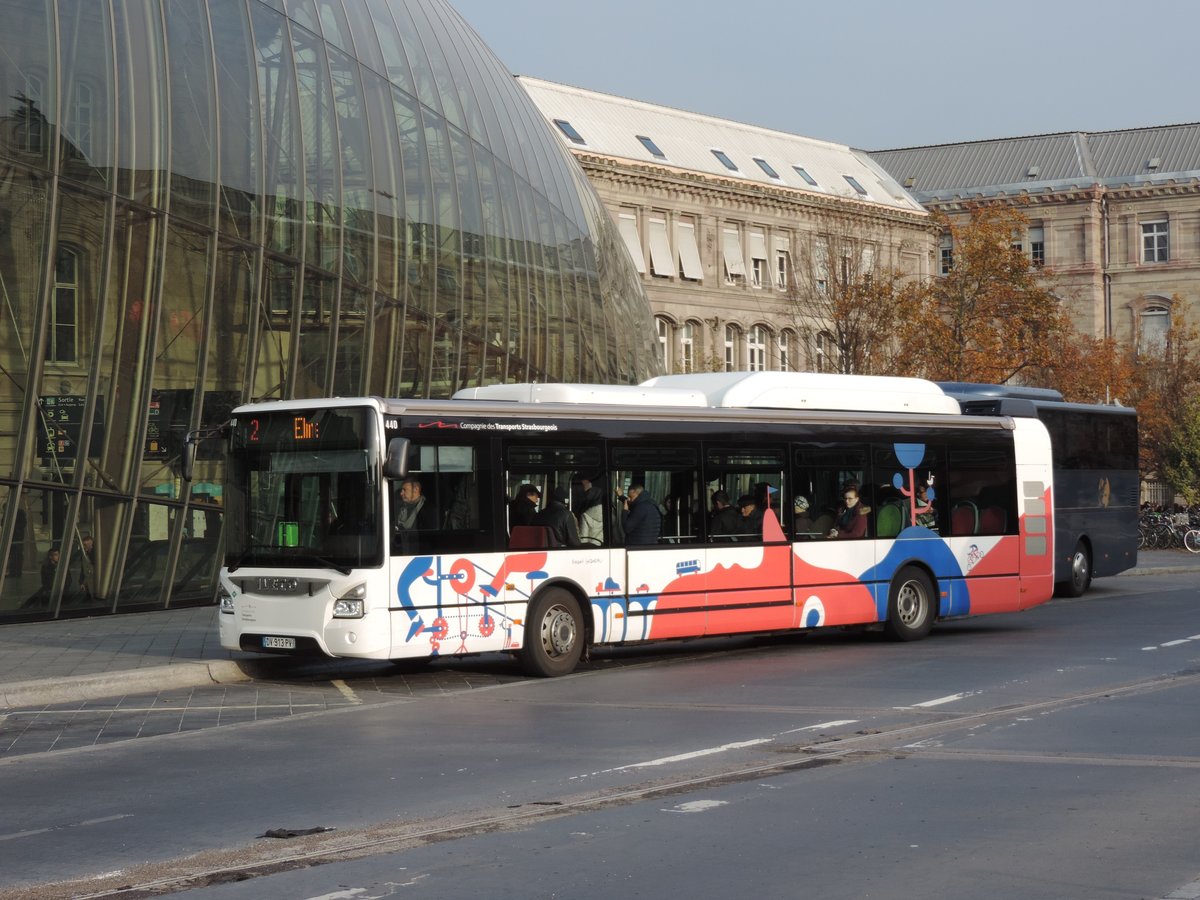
[0,0,658,620]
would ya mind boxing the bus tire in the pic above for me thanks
[520,587,584,677]
[1061,541,1092,597]
[884,566,935,641]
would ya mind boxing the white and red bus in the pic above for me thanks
[199,373,1055,676]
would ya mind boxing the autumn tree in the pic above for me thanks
[1159,396,1200,506]
[781,214,915,375]
[896,204,1071,383]
[1027,332,1136,405]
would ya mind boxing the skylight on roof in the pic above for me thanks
[792,166,818,187]
[753,157,781,179]
[843,175,868,195]
[637,135,666,159]
[711,149,738,171]
[553,119,586,145]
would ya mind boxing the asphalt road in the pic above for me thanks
[2,572,1199,900]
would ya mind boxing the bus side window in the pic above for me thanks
[610,445,700,546]
[947,445,1016,536]
[703,446,787,543]
[793,444,868,540]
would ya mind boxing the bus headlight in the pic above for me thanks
[333,584,367,619]
[218,583,235,615]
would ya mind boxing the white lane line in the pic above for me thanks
[662,800,728,814]
[570,738,773,780]
[1161,640,1191,647]
[781,719,858,734]
[0,813,132,843]
[1143,634,1200,651]
[897,692,976,709]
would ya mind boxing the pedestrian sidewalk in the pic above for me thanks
[1,550,1196,710]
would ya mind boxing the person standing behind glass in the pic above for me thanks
[576,475,605,546]
[620,483,661,545]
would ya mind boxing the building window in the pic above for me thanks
[48,246,80,363]
[1030,225,1045,267]
[747,325,767,371]
[775,249,790,289]
[712,149,739,172]
[749,230,768,288]
[675,218,704,281]
[617,211,646,274]
[1139,305,1170,355]
[753,157,781,179]
[843,175,869,196]
[724,324,739,371]
[553,119,586,145]
[648,216,674,278]
[680,322,696,373]
[18,73,44,154]
[68,81,95,159]
[637,135,666,159]
[940,233,954,274]
[1142,220,1169,263]
[778,330,794,371]
[656,317,671,370]
[815,331,832,373]
[792,166,818,187]
[722,226,746,284]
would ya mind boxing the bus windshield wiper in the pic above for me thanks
[228,545,352,576]
[227,543,276,574]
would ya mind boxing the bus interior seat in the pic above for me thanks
[951,501,979,536]
[509,525,559,549]
[876,503,903,538]
[810,514,833,538]
[979,506,1007,534]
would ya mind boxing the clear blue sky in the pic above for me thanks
[450,0,1199,150]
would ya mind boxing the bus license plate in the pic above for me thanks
[262,636,296,650]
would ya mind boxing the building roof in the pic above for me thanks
[869,123,1200,201]
[518,77,926,215]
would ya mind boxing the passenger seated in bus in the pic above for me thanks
[709,490,740,541]
[534,486,582,548]
[914,481,937,529]
[620,483,662,545]
[576,474,605,546]
[508,483,541,529]
[792,495,817,538]
[735,494,764,541]
[828,483,870,539]
[393,476,438,553]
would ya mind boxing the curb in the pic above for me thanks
[1121,565,1200,577]
[0,659,251,711]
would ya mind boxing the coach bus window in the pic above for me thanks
[392,444,489,555]
[506,445,603,547]
[792,444,868,540]
[611,446,700,546]
[872,444,945,535]
[946,446,1016,536]
[703,447,788,542]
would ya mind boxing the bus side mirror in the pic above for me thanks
[383,437,410,479]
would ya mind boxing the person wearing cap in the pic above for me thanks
[508,483,541,530]
[709,489,740,542]
[793,494,817,538]
[534,485,582,548]
[735,493,764,541]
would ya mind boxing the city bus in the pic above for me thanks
[195,372,1056,677]
[938,383,1138,596]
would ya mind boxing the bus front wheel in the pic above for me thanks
[885,566,935,641]
[520,588,584,677]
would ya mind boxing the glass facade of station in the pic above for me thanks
[0,0,658,621]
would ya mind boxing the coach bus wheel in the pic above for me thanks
[520,588,584,677]
[1063,541,1092,597]
[884,566,935,642]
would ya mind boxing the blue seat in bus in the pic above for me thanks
[877,503,903,538]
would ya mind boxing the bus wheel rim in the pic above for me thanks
[541,605,577,657]
[897,581,925,626]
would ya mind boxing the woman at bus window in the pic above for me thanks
[829,483,870,539]
[576,475,605,546]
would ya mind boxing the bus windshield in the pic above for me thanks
[225,407,382,571]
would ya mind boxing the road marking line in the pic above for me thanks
[331,680,362,705]
[631,739,772,768]
[782,719,858,734]
[1162,639,1191,647]
[0,813,132,843]
[898,692,976,709]
[662,800,728,814]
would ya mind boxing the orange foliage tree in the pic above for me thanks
[896,205,1071,383]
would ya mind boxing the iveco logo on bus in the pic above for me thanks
[257,577,299,594]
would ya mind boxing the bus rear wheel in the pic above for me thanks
[520,588,584,677]
[885,566,935,641]
[1061,541,1092,597]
